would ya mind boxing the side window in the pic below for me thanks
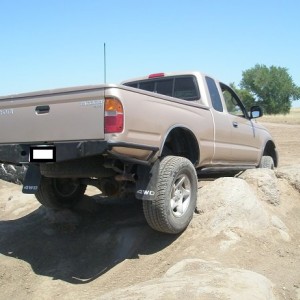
[126,83,138,88]
[124,76,200,101]
[156,79,173,97]
[221,84,247,118]
[139,81,155,92]
[205,77,223,112]
[174,77,199,100]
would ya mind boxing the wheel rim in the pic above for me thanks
[53,178,79,197]
[170,174,191,217]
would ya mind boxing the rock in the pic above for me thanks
[271,215,290,241]
[0,163,27,185]
[191,177,270,234]
[219,229,241,251]
[238,169,280,205]
[276,165,300,193]
[98,259,276,300]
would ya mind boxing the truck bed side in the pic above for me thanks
[104,85,214,166]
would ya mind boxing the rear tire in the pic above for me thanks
[143,156,197,234]
[35,177,86,209]
[259,155,275,169]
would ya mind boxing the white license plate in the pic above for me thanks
[30,147,56,162]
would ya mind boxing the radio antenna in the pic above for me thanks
[104,43,107,84]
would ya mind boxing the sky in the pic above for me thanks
[1,0,300,107]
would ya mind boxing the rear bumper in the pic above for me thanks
[0,140,159,165]
[0,141,109,165]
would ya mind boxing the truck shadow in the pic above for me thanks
[0,195,179,284]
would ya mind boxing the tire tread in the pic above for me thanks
[143,156,197,234]
[259,156,275,169]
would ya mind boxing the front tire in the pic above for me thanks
[35,177,86,209]
[143,156,197,234]
[259,155,275,169]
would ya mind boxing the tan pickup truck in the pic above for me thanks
[0,71,278,233]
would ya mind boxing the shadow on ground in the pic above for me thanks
[0,195,179,284]
[0,168,243,285]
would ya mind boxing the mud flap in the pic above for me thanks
[135,160,160,201]
[22,164,41,194]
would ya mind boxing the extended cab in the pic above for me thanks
[0,71,278,233]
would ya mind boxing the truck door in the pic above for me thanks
[205,76,233,163]
[219,83,261,164]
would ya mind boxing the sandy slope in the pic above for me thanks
[0,122,300,300]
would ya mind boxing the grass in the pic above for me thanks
[260,107,300,125]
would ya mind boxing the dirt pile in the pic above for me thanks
[192,177,271,234]
[0,166,300,300]
[0,164,26,185]
[98,167,300,299]
[99,259,276,300]
[239,168,280,205]
[276,165,300,192]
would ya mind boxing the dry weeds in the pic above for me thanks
[260,107,300,125]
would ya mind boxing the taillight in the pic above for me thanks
[104,97,124,133]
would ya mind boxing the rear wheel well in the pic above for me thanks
[263,141,278,167]
[160,127,199,164]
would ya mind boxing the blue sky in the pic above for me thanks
[1,0,300,107]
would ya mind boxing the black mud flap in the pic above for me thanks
[135,160,160,201]
[22,165,42,194]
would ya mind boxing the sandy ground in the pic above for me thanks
[0,122,299,300]
[262,122,300,166]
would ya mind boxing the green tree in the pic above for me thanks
[229,83,256,110]
[240,64,300,114]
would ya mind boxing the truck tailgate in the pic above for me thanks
[0,86,106,143]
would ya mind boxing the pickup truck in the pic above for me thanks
[0,71,278,234]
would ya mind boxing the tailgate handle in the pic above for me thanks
[35,105,50,114]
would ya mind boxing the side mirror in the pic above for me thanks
[250,106,263,119]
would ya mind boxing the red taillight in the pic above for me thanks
[148,72,165,78]
[104,97,124,133]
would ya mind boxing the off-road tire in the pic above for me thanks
[259,155,275,169]
[143,156,197,234]
[35,177,86,209]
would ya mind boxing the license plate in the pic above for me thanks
[30,146,56,162]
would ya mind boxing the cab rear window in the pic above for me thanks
[124,76,200,101]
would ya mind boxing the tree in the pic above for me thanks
[240,64,300,114]
[229,83,256,110]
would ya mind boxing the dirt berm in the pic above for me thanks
[0,164,299,300]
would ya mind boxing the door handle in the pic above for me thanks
[35,105,50,114]
[232,121,238,128]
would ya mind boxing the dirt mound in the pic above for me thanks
[0,164,26,185]
[191,173,290,249]
[99,259,276,300]
[238,168,280,205]
[193,177,270,233]
[276,165,300,192]
[0,159,300,299]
